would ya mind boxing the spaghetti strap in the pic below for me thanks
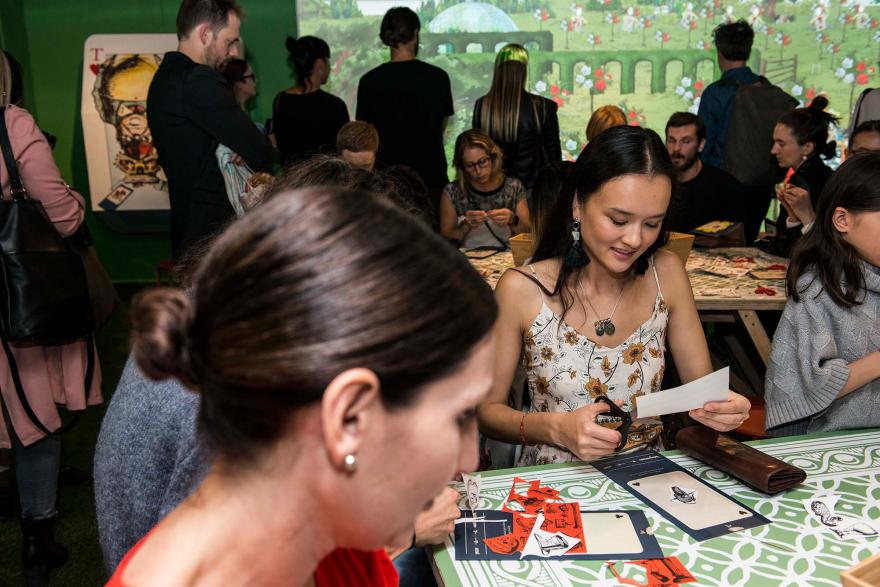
[650,256,664,300]
[513,264,554,300]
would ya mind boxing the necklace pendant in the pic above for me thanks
[594,321,605,336]
[604,321,616,336]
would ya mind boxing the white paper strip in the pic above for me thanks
[634,367,729,419]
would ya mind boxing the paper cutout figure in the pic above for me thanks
[804,496,879,540]
[606,556,697,587]
[501,476,561,514]
[520,514,582,558]
[670,486,697,504]
[462,473,481,513]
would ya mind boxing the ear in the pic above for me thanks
[802,141,816,158]
[197,24,212,46]
[831,206,851,234]
[571,193,580,221]
[698,138,706,153]
[320,368,382,473]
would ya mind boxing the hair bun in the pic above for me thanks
[809,95,829,111]
[285,36,297,54]
[130,288,196,384]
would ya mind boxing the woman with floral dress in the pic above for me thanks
[477,125,752,465]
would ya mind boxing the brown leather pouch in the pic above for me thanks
[675,425,806,494]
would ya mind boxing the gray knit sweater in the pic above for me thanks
[93,356,210,574]
[765,264,880,436]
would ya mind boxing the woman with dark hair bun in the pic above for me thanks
[766,152,880,435]
[105,187,497,586]
[770,96,839,255]
[478,125,750,466]
[273,35,349,165]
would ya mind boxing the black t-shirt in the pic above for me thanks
[668,162,744,233]
[273,90,349,165]
[356,60,454,190]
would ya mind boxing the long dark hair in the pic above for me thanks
[285,35,330,89]
[787,152,880,306]
[531,161,576,244]
[131,187,497,464]
[777,96,840,160]
[532,125,676,321]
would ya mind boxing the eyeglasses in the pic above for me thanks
[241,74,256,82]
[463,156,492,172]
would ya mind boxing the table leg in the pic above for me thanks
[736,310,772,368]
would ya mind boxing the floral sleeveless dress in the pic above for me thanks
[518,259,669,466]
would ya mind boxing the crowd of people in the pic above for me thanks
[1,0,880,584]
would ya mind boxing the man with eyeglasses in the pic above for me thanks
[148,0,272,261]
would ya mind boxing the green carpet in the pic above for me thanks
[0,285,145,587]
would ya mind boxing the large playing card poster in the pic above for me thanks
[81,34,177,226]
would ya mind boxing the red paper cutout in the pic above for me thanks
[606,557,697,587]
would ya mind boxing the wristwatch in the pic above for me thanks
[509,213,520,227]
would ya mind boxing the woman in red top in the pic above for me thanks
[106,185,497,586]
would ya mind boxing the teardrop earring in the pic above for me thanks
[564,220,590,269]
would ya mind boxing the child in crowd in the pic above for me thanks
[766,152,880,435]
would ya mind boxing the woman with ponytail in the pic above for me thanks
[477,125,751,466]
[273,35,349,165]
[473,44,561,194]
[770,96,839,255]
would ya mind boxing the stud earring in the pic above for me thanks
[343,453,357,474]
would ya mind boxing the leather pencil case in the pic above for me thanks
[676,425,806,494]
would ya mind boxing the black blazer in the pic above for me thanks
[147,52,272,260]
[473,92,561,190]
[775,154,834,256]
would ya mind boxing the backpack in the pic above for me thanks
[848,88,880,136]
[721,76,798,187]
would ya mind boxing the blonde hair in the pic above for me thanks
[585,105,627,142]
[477,44,532,144]
[452,129,504,192]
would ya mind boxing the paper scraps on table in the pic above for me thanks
[454,508,663,561]
[633,367,729,419]
[802,495,879,540]
[462,472,481,514]
[520,513,582,558]
[606,556,697,587]
[501,476,561,514]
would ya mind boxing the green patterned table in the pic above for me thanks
[431,429,880,586]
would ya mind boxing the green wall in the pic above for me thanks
[0,0,297,281]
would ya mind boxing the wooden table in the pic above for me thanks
[431,428,880,587]
[467,247,787,394]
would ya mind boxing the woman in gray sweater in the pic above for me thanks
[766,152,880,435]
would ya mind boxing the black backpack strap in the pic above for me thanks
[0,335,95,436]
[0,106,27,198]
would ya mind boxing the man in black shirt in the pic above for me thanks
[148,0,272,260]
[356,8,454,199]
[665,112,744,233]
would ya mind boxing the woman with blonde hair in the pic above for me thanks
[440,129,530,248]
[473,44,561,193]
[585,104,627,143]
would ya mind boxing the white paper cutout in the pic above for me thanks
[802,495,879,540]
[670,486,698,504]
[462,473,482,513]
[520,514,581,559]
[634,367,729,419]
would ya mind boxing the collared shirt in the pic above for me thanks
[697,66,760,168]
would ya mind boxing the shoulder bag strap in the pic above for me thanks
[0,106,26,198]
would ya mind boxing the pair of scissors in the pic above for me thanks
[593,395,632,452]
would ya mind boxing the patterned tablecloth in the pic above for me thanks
[432,429,880,587]
[466,247,788,310]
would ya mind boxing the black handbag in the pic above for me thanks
[0,106,98,435]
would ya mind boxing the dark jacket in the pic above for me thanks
[775,154,834,256]
[147,51,272,260]
[473,92,561,190]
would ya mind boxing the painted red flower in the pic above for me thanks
[694,80,704,90]
[551,84,559,95]
[857,73,869,85]
[689,20,697,30]
[783,34,790,45]
[606,72,613,81]
[562,89,570,96]
[628,110,637,119]
[594,68,604,79]
[644,19,652,28]
[806,87,816,100]
[871,18,878,29]
[633,8,639,16]
[857,61,866,73]
[613,14,619,23]
[767,26,774,35]
[662,32,670,42]
[595,79,607,92]
[552,96,565,107]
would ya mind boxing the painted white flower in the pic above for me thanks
[791,84,803,96]
[842,57,854,69]
[693,96,701,109]
[565,139,578,151]
[583,79,594,90]
[688,104,699,114]
[581,65,592,76]
[675,85,686,95]
[835,67,846,78]
[575,74,586,84]
[844,72,855,84]
[684,90,694,100]
[535,80,547,92]
[681,76,692,88]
